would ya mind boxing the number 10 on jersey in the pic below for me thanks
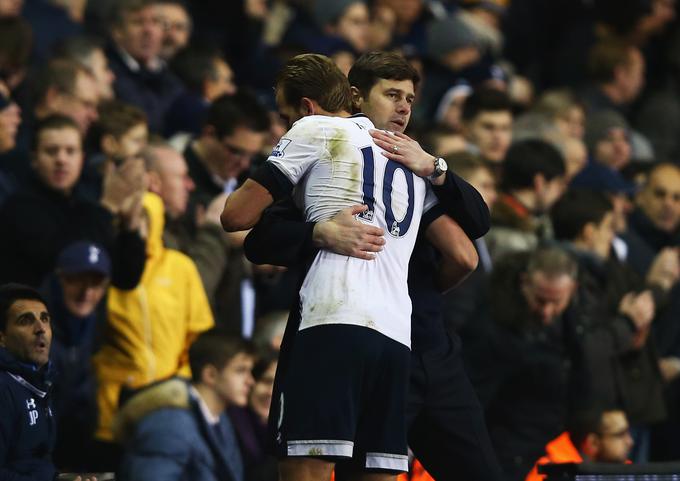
[359,146,415,238]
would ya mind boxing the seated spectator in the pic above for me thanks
[457,0,506,57]
[532,89,586,140]
[434,83,472,133]
[463,247,580,481]
[0,282,99,480]
[623,162,680,278]
[526,407,633,481]
[79,100,148,202]
[166,45,237,137]
[0,115,146,290]
[581,39,645,118]
[460,87,513,164]
[142,138,232,299]
[47,242,111,471]
[0,283,57,481]
[184,91,269,208]
[92,192,214,468]
[312,0,370,54]
[570,161,637,260]
[550,189,666,460]
[584,110,633,172]
[181,92,269,331]
[53,36,116,101]
[155,0,192,61]
[117,328,254,481]
[581,39,653,161]
[106,0,182,133]
[23,59,100,150]
[486,139,566,262]
[416,14,484,122]
[229,347,278,481]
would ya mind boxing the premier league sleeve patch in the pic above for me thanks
[271,138,292,158]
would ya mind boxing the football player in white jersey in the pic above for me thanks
[221,54,442,481]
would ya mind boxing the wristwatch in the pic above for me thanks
[430,157,448,180]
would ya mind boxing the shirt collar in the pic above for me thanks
[189,385,220,426]
[116,45,164,73]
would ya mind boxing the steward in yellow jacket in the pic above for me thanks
[94,192,214,441]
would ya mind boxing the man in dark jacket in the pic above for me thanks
[107,0,183,133]
[0,283,99,481]
[0,115,146,290]
[550,189,666,461]
[0,283,56,481]
[48,242,112,471]
[462,247,581,481]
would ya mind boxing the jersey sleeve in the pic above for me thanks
[421,182,445,231]
[267,119,325,185]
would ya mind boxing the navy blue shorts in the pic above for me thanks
[272,324,410,472]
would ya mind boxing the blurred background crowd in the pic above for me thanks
[0,0,680,480]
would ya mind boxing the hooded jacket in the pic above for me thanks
[0,348,56,481]
[93,193,214,441]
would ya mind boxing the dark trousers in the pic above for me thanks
[407,334,503,481]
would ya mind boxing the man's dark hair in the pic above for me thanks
[189,328,255,383]
[551,189,613,242]
[588,39,637,84]
[461,87,512,122]
[205,90,270,139]
[0,283,47,332]
[502,139,565,190]
[348,51,420,99]
[32,59,90,109]
[275,53,352,114]
[171,44,224,94]
[110,0,157,29]
[32,114,82,151]
[568,405,622,449]
[252,347,279,381]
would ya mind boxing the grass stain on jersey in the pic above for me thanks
[327,128,363,199]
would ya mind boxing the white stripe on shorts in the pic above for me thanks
[287,440,354,457]
[365,452,409,471]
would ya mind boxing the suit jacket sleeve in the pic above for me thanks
[244,197,317,267]
[431,171,490,239]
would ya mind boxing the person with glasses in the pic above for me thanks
[177,91,270,333]
[525,407,633,481]
[155,0,192,61]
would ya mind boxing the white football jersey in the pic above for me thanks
[268,114,437,348]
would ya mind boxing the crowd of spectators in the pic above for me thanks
[0,0,679,480]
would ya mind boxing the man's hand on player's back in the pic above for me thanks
[313,204,386,260]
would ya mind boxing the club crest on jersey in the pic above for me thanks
[359,209,374,222]
[271,138,292,158]
[391,221,400,236]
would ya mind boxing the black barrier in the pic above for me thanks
[539,462,680,480]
